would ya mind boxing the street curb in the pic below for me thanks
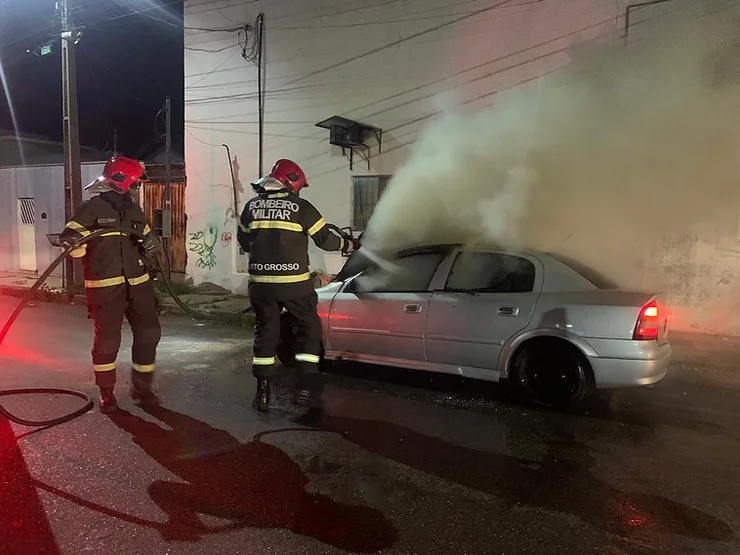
[0,284,86,305]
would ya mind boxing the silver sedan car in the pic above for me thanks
[278,244,671,408]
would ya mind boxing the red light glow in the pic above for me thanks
[633,300,659,341]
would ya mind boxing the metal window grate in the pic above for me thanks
[352,175,391,232]
[19,198,35,225]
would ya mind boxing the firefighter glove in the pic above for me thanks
[59,236,77,250]
[141,235,162,254]
[342,236,356,254]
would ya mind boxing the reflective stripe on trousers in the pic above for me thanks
[295,353,320,364]
[94,362,116,372]
[253,356,276,366]
[133,363,155,373]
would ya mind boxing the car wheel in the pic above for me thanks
[512,339,590,410]
[275,312,331,372]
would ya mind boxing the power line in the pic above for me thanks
[182,14,613,110]
[186,50,242,88]
[184,0,261,18]
[270,0,542,30]
[280,0,520,87]
[186,127,222,146]
[185,44,235,53]
[88,0,183,28]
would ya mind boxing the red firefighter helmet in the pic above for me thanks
[251,158,308,194]
[85,156,149,195]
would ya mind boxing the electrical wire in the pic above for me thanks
[186,127,222,147]
[109,0,182,29]
[270,0,542,30]
[186,50,242,88]
[185,44,235,53]
[87,0,184,28]
[184,0,261,18]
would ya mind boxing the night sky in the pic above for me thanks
[0,0,184,157]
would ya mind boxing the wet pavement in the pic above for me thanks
[0,297,738,555]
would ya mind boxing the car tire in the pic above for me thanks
[511,339,591,410]
[276,312,331,372]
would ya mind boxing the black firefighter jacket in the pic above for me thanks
[237,190,345,286]
[59,191,154,290]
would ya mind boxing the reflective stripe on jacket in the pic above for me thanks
[237,191,344,284]
[59,191,153,289]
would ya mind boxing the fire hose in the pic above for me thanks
[0,224,358,429]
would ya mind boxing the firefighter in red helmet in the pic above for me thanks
[59,156,162,413]
[237,159,355,412]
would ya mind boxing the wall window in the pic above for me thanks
[352,175,391,232]
[444,252,536,293]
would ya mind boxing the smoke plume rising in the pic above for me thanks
[362,2,740,293]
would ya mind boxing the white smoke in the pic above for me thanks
[361,3,740,292]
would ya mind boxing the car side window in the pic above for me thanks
[353,252,446,293]
[444,252,536,293]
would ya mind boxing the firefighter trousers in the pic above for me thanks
[248,282,323,393]
[87,281,161,389]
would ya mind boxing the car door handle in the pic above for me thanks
[497,306,519,316]
[404,304,422,313]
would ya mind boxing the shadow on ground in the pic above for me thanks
[297,411,736,543]
[107,406,398,552]
[323,360,728,435]
[0,417,61,555]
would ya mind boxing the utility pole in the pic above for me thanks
[60,0,83,294]
[162,96,172,267]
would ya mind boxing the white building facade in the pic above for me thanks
[184,0,631,284]
[185,0,740,335]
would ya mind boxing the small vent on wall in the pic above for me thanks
[19,198,36,225]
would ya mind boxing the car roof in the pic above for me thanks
[391,243,618,291]
[395,243,542,257]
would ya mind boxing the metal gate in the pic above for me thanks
[140,182,187,273]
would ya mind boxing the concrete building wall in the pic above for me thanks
[0,163,104,276]
[185,0,625,288]
[185,0,740,335]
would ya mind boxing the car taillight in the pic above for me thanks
[633,300,659,340]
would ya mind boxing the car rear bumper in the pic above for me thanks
[586,340,671,388]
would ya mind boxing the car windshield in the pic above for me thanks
[547,253,620,290]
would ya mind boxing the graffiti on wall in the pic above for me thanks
[221,232,232,248]
[188,225,218,270]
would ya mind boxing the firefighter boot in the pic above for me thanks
[130,369,160,406]
[293,367,324,409]
[293,389,323,409]
[99,388,119,414]
[253,378,271,412]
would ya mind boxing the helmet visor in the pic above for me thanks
[251,175,285,191]
[84,176,108,193]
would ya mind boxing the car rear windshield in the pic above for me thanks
[547,253,620,290]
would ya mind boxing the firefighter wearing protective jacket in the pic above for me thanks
[237,159,354,412]
[59,156,162,414]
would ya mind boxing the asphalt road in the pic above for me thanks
[0,296,738,555]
